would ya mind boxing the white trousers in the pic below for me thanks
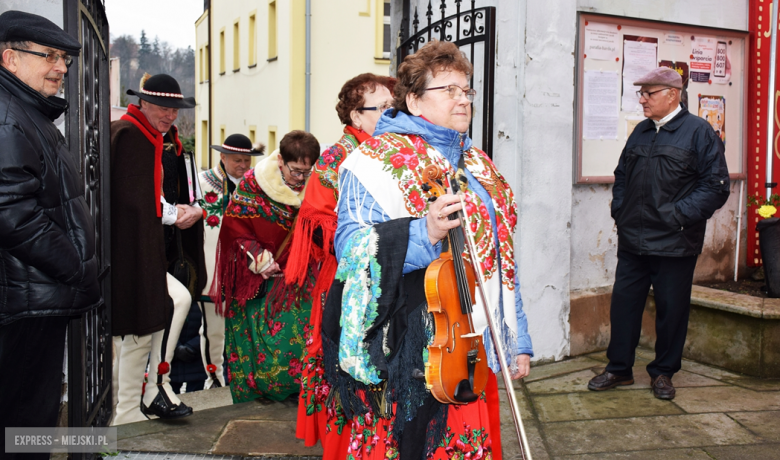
[111,273,191,425]
[199,300,226,388]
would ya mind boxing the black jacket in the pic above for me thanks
[612,106,730,256]
[0,67,101,326]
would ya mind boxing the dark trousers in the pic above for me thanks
[605,249,698,379]
[0,315,70,460]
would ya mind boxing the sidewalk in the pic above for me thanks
[117,348,780,459]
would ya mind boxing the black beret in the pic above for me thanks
[0,10,81,56]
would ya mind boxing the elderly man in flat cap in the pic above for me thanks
[588,67,730,399]
[0,10,101,433]
[110,73,206,424]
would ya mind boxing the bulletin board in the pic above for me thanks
[575,13,748,184]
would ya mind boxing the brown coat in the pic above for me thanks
[110,111,206,337]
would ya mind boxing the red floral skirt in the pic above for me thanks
[322,373,503,460]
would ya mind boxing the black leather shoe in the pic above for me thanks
[141,388,194,419]
[651,375,676,400]
[587,370,634,391]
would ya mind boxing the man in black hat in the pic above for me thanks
[198,134,265,389]
[0,10,101,437]
[110,73,206,424]
[588,67,730,400]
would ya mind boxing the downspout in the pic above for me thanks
[305,0,311,132]
[766,0,779,199]
[208,0,213,169]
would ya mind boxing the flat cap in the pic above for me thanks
[633,67,683,89]
[0,10,81,56]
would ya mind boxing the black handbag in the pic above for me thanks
[169,227,198,299]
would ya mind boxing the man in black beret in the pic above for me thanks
[110,73,205,424]
[0,8,101,439]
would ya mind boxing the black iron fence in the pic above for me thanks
[64,0,113,449]
[398,0,496,157]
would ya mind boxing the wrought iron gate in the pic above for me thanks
[64,0,113,443]
[398,0,496,157]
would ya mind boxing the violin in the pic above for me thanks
[421,164,489,404]
[421,163,535,459]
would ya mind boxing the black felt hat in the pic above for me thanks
[211,134,265,156]
[0,10,82,55]
[126,73,196,109]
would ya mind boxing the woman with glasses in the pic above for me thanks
[209,130,321,404]
[321,40,533,459]
[284,73,395,452]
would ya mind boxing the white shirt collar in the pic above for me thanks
[227,174,241,184]
[653,104,682,132]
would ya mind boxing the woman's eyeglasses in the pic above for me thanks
[425,85,477,102]
[358,102,393,112]
[284,163,313,178]
[12,48,73,66]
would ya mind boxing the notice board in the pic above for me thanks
[575,14,748,183]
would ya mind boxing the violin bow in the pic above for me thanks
[451,173,533,460]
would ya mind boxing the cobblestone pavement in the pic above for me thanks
[116,349,780,459]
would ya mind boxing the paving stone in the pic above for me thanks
[213,421,323,456]
[542,413,759,456]
[500,389,548,460]
[554,447,713,459]
[524,357,603,383]
[527,369,597,394]
[178,387,234,412]
[673,386,780,413]
[679,359,745,381]
[584,350,652,365]
[702,443,780,459]
[728,411,780,441]
[722,377,780,391]
[533,389,682,423]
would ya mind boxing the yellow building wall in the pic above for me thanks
[195,0,391,163]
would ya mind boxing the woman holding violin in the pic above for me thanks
[321,40,533,460]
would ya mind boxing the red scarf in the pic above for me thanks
[120,104,182,217]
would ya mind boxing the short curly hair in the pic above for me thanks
[335,73,397,126]
[279,130,321,165]
[393,40,473,115]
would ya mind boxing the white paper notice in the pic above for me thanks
[583,70,619,140]
[584,22,620,61]
[621,40,658,112]
[691,37,716,83]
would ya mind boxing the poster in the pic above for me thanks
[659,60,690,107]
[625,117,645,139]
[712,40,731,85]
[699,95,725,144]
[621,36,658,112]
[583,70,619,140]
[584,22,620,61]
[690,37,717,83]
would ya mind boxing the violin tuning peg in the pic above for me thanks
[458,175,468,184]
[428,196,438,202]
[421,183,431,192]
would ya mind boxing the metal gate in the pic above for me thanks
[397,0,496,157]
[63,0,113,443]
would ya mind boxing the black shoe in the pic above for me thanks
[141,388,194,419]
[587,370,634,391]
[651,375,676,400]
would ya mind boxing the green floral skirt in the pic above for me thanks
[224,282,311,403]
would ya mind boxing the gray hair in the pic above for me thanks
[0,40,31,65]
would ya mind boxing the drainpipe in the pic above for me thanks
[305,0,311,132]
[208,0,213,169]
[766,0,780,199]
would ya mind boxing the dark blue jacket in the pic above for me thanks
[612,106,730,256]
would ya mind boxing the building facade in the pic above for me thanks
[195,0,391,169]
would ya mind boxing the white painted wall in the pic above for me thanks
[393,0,750,362]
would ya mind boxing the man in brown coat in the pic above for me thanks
[110,73,206,424]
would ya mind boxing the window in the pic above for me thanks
[383,0,391,59]
[220,126,226,144]
[204,44,210,80]
[268,1,277,60]
[233,20,240,71]
[249,13,257,66]
[268,126,277,153]
[248,126,257,144]
[219,29,225,74]
[199,47,204,82]
[201,121,209,168]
